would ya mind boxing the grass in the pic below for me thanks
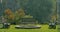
[0,25,58,32]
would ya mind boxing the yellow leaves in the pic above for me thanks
[16,8,25,17]
[4,8,25,20]
[8,14,15,20]
[4,8,14,20]
[5,9,12,15]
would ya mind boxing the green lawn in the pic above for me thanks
[0,25,58,32]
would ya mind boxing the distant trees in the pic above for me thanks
[3,8,25,23]
[1,0,56,24]
[24,0,56,23]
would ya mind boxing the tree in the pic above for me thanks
[4,8,15,20]
[14,8,25,24]
[17,8,25,17]
[5,8,12,15]
[8,14,14,20]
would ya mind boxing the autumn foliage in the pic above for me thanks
[4,8,25,21]
[16,9,25,17]
[4,9,14,20]
[5,9,12,15]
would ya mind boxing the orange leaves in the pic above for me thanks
[4,8,25,20]
[5,9,12,15]
[4,9,14,20]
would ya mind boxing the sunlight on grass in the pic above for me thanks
[0,25,57,32]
